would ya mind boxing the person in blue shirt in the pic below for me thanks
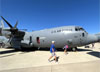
[48,41,57,62]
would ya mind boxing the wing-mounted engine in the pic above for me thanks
[1,16,25,49]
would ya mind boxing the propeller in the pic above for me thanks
[1,16,18,35]
[1,16,25,38]
[14,20,18,28]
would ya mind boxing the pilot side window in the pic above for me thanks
[30,36,32,43]
[75,28,78,31]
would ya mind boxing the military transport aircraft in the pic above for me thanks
[0,16,100,51]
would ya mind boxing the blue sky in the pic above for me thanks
[0,0,99,33]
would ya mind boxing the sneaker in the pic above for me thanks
[48,59,51,62]
[55,61,58,64]
[64,53,68,55]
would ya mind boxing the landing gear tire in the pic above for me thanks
[72,47,77,52]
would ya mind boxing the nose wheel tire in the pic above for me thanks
[72,47,77,51]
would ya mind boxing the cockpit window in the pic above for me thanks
[75,27,85,31]
[79,28,84,31]
[75,27,87,33]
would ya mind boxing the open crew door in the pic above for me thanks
[36,37,40,44]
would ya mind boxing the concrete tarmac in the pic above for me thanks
[0,43,100,72]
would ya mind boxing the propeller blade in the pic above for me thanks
[1,16,13,28]
[14,21,18,28]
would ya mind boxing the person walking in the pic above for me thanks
[63,44,68,54]
[48,41,57,62]
[92,43,94,48]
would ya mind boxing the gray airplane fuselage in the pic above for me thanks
[20,26,99,49]
[1,17,100,50]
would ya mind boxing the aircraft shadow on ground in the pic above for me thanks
[0,49,19,55]
[0,54,15,58]
[0,47,93,54]
[35,47,92,52]
[87,51,100,58]
[0,49,18,58]
[0,48,95,58]
[77,48,92,52]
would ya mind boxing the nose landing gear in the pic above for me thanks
[72,47,77,52]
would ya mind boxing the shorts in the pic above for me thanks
[64,47,67,49]
[51,52,56,56]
